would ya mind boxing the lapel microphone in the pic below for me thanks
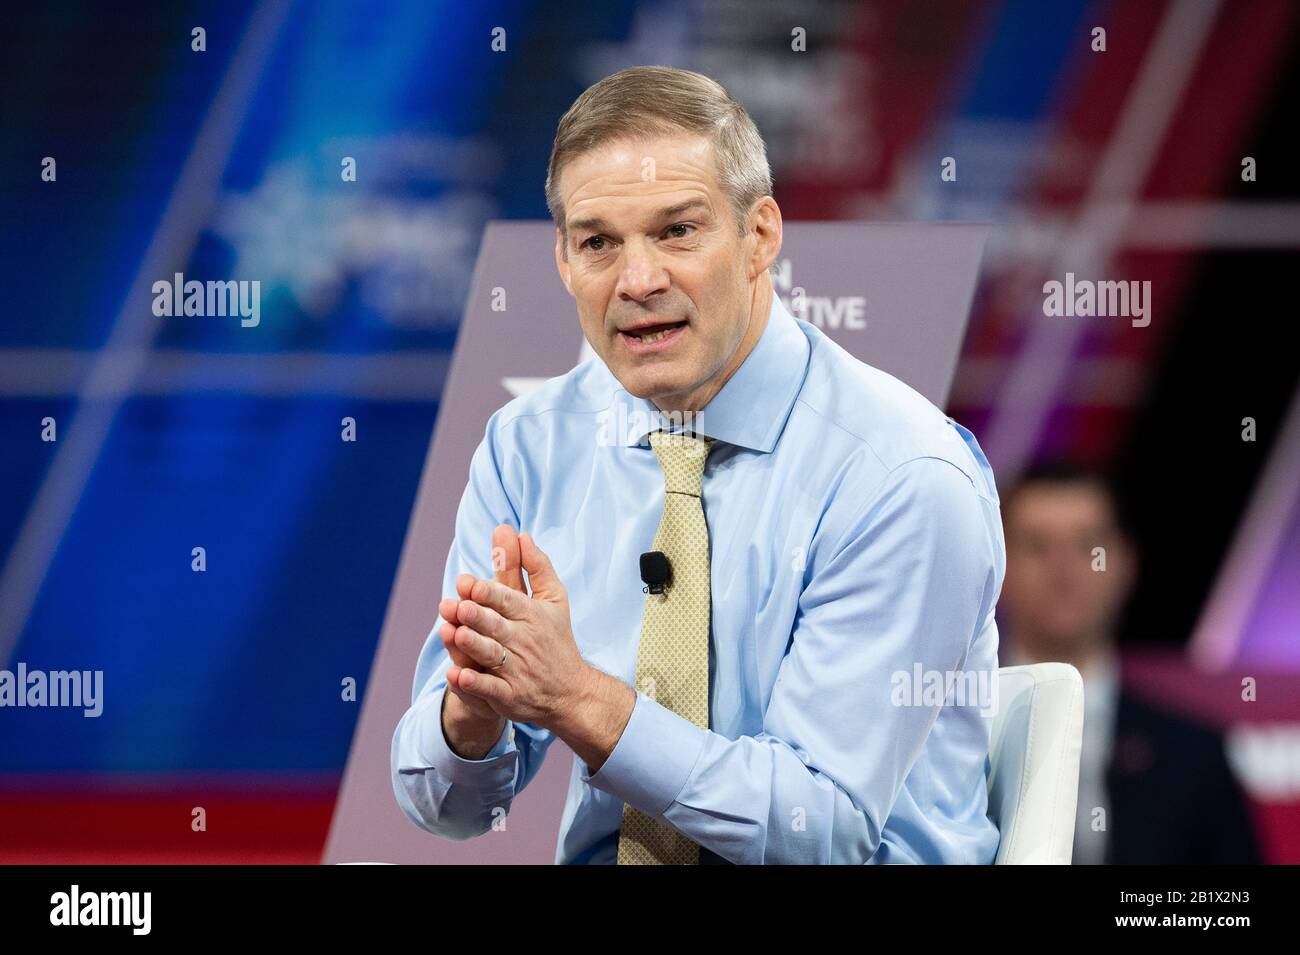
[640,551,671,595]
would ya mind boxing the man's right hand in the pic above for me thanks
[438,524,526,754]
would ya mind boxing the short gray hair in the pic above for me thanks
[546,66,773,240]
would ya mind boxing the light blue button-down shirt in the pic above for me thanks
[392,291,1004,864]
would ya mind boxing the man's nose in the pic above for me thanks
[614,239,670,302]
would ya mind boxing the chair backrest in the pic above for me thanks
[986,662,1085,864]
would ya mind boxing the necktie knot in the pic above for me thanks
[649,429,714,497]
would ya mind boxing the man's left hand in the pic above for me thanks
[444,531,595,731]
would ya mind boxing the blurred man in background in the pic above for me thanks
[999,461,1261,864]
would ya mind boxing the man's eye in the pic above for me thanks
[581,236,608,252]
[664,223,694,239]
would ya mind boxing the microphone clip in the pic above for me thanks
[640,550,672,595]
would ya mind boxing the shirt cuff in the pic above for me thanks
[417,686,518,788]
[580,690,707,815]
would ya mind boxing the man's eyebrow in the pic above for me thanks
[566,200,713,238]
[566,214,611,235]
[652,199,712,222]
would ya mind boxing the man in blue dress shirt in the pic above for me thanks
[392,66,1004,864]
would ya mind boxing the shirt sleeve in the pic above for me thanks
[391,408,558,841]
[580,455,1003,863]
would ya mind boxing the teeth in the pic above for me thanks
[634,326,677,343]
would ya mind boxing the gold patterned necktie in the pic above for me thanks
[617,428,715,865]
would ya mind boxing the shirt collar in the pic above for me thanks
[606,291,809,452]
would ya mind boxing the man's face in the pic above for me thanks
[1001,482,1135,657]
[554,131,770,411]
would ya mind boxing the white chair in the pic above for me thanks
[986,662,1085,864]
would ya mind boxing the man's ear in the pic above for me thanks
[555,227,574,297]
[748,196,783,279]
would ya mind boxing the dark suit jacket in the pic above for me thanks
[1101,691,1262,864]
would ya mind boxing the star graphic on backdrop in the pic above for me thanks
[502,336,599,398]
[208,156,493,330]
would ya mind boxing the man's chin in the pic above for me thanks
[614,365,690,402]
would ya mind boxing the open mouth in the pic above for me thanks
[619,319,688,345]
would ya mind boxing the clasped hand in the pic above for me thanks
[438,524,592,730]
